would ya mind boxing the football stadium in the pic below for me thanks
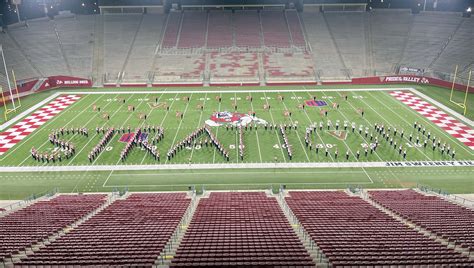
[0,0,473,266]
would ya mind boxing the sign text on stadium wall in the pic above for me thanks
[383,76,429,83]
[386,161,474,167]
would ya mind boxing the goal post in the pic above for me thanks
[449,65,471,115]
[0,45,21,121]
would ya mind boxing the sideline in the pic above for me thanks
[0,160,472,172]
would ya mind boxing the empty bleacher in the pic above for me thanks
[234,11,262,48]
[55,16,95,79]
[209,52,259,82]
[153,54,205,82]
[370,10,413,75]
[300,12,347,79]
[207,11,234,48]
[264,52,315,81]
[285,191,473,266]
[430,18,474,79]
[122,14,166,82]
[0,10,472,85]
[103,14,143,78]
[285,10,306,47]
[177,12,207,49]
[370,189,474,251]
[0,194,107,262]
[161,12,182,48]
[171,192,314,267]
[7,18,69,77]
[261,11,291,48]
[18,193,191,266]
[324,12,367,78]
[399,12,463,71]
[0,31,39,80]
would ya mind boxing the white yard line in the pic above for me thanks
[249,92,263,162]
[262,92,287,162]
[359,91,435,160]
[378,90,474,156]
[0,92,61,131]
[409,88,473,127]
[68,94,136,165]
[14,94,96,166]
[279,96,310,162]
[90,93,151,165]
[165,93,194,164]
[1,94,91,163]
[138,91,172,164]
[314,91,377,161]
[212,93,222,164]
[102,170,114,188]
[292,91,336,162]
[362,167,374,183]
[189,93,208,163]
[234,92,239,163]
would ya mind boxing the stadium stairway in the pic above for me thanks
[155,191,199,267]
[361,190,474,260]
[276,190,329,267]
[3,193,119,267]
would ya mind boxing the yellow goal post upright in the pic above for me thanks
[0,45,21,121]
[449,65,472,115]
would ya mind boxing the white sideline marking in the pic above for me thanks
[103,182,374,188]
[409,88,473,127]
[0,92,61,131]
[62,88,411,95]
[0,160,472,173]
[108,171,366,176]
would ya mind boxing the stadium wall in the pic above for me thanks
[348,76,474,93]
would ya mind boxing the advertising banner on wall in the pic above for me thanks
[48,76,92,88]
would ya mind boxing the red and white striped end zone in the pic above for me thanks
[0,95,81,156]
[390,91,474,150]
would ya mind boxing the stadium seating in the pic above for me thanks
[285,191,473,266]
[234,11,262,48]
[369,189,474,250]
[264,52,315,80]
[123,14,166,82]
[370,9,413,75]
[209,52,259,81]
[300,12,347,79]
[0,194,106,261]
[153,54,205,81]
[0,29,39,80]
[0,10,472,85]
[103,14,143,78]
[398,12,463,71]
[261,11,291,47]
[55,15,95,79]
[285,10,306,47]
[17,193,191,266]
[323,12,367,78]
[177,12,207,49]
[207,11,234,48]
[162,12,182,48]
[430,17,474,79]
[6,18,69,78]
[171,192,314,267]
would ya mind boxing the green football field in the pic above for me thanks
[0,85,472,199]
